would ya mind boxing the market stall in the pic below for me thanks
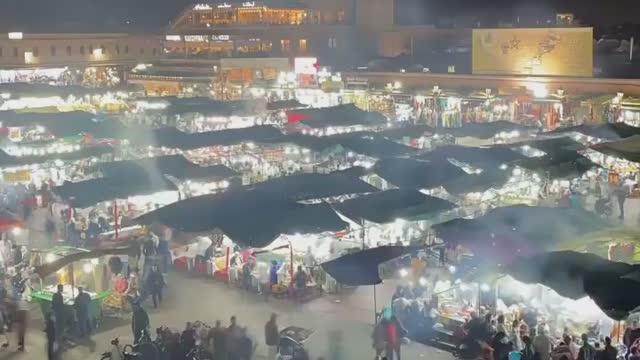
[30,246,110,332]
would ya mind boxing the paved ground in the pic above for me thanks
[1,272,455,360]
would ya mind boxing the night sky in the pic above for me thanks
[0,0,638,32]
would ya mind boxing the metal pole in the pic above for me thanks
[373,283,378,325]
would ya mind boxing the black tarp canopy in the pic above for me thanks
[164,97,266,117]
[505,136,584,154]
[376,124,433,139]
[135,191,347,248]
[0,145,113,168]
[242,172,378,201]
[417,145,525,168]
[266,99,307,111]
[336,135,418,158]
[127,125,285,150]
[289,104,387,128]
[334,189,456,224]
[373,158,467,189]
[321,246,417,285]
[506,251,640,320]
[0,111,128,138]
[590,135,640,162]
[432,121,536,139]
[442,168,510,195]
[549,122,640,141]
[432,205,608,262]
[0,83,130,98]
[94,155,237,181]
[53,175,178,209]
[517,153,598,179]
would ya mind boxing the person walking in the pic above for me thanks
[521,335,536,360]
[51,284,65,341]
[146,265,165,308]
[73,286,92,337]
[265,313,279,360]
[131,302,150,344]
[45,313,57,360]
[15,290,28,351]
[372,321,386,359]
[227,316,240,360]
[210,320,227,360]
[533,326,556,360]
[602,337,617,360]
[381,307,406,360]
[578,334,596,360]
[237,327,253,360]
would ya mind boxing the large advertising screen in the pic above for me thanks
[472,28,593,77]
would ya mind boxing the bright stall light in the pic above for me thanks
[8,32,23,40]
[448,265,456,274]
[11,228,21,236]
[45,254,56,263]
[480,283,491,292]
[499,164,508,170]
[90,258,99,265]
[399,268,409,278]
[419,277,428,286]
[83,263,93,274]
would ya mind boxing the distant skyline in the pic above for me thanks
[0,0,639,32]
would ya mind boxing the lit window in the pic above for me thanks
[298,39,307,51]
[448,65,455,73]
[280,39,291,51]
[328,38,337,49]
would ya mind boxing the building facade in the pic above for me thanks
[0,32,163,68]
[164,0,384,68]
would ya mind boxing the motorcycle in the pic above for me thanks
[100,337,141,360]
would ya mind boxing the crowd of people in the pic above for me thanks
[453,310,624,360]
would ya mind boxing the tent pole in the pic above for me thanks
[373,283,378,325]
[113,200,119,240]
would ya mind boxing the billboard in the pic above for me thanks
[472,28,593,77]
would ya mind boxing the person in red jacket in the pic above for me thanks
[380,306,407,360]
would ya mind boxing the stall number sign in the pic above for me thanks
[294,57,318,75]
[211,35,230,41]
[185,35,208,42]
[3,170,32,183]
[345,76,368,85]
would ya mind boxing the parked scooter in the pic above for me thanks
[100,337,141,360]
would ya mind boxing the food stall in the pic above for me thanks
[30,246,110,329]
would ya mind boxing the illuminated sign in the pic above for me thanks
[8,32,23,40]
[294,57,318,75]
[242,1,256,6]
[193,4,212,10]
[211,35,230,41]
[217,3,232,8]
[472,28,593,77]
[165,35,181,41]
[184,35,208,42]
